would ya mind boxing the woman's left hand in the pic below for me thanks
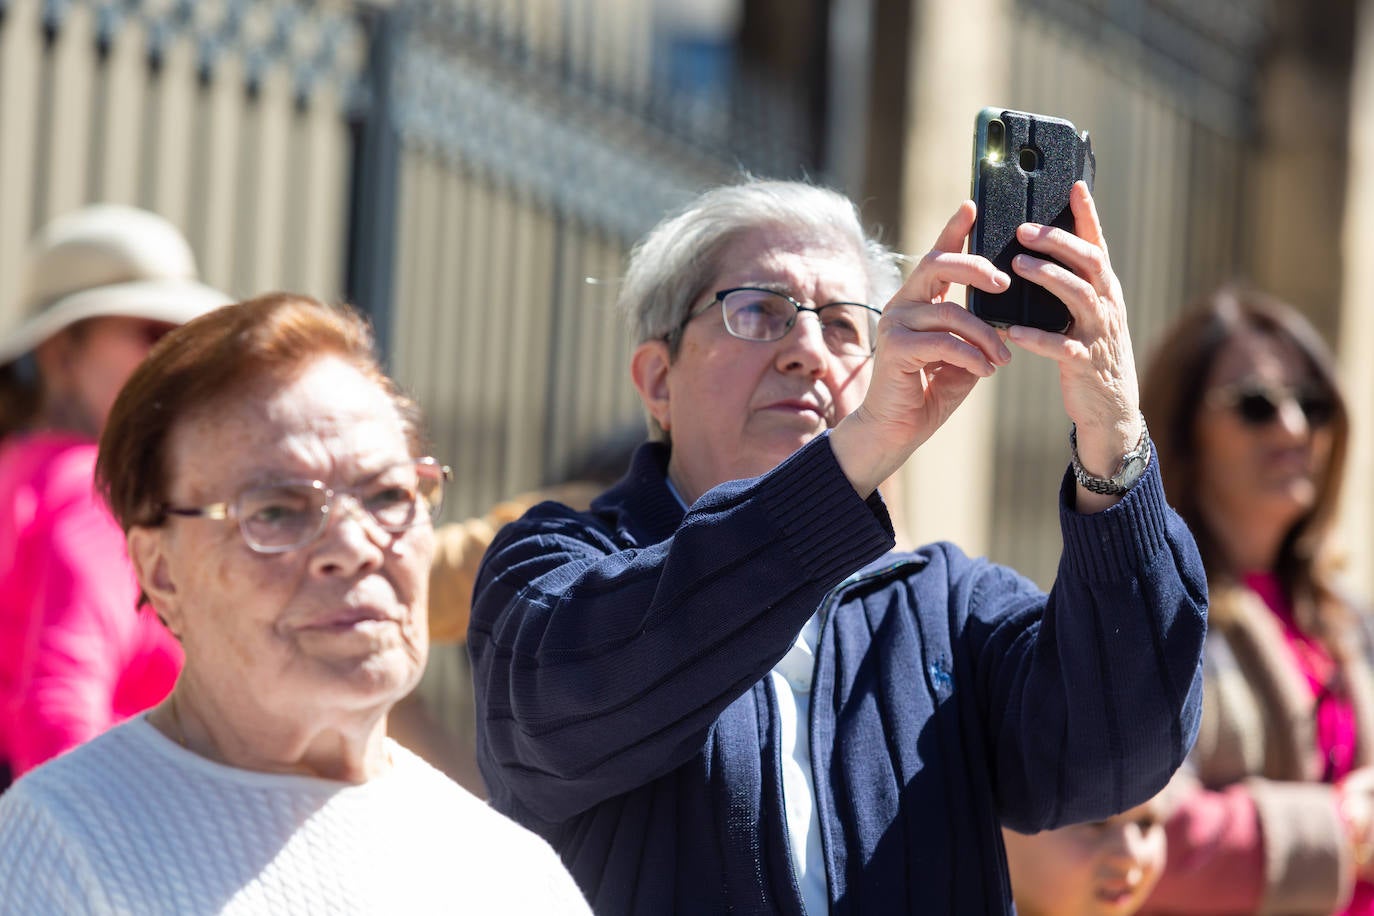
[1003,181,1142,501]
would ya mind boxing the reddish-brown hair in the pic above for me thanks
[96,292,423,534]
[1140,285,1350,643]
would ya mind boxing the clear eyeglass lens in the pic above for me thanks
[409,462,447,521]
[816,304,878,355]
[236,462,446,551]
[720,289,875,356]
[238,484,326,549]
[722,289,794,341]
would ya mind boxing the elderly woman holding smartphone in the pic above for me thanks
[0,294,588,914]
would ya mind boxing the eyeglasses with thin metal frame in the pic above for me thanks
[1205,380,1335,428]
[160,458,451,554]
[668,287,882,358]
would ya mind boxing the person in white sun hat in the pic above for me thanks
[0,204,230,790]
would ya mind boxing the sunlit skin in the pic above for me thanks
[129,356,433,783]
[631,226,877,504]
[1003,798,1168,916]
[1194,329,1333,573]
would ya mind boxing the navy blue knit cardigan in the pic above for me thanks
[469,435,1207,914]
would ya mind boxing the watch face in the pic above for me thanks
[1118,452,1147,487]
[1070,422,1150,495]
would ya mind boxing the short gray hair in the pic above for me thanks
[619,179,903,350]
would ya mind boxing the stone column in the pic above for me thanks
[1249,2,1352,343]
[1338,0,1374,597]
[894,0,1008,554]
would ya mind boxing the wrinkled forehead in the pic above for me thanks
[709,224,872,302]
[165,357,413,490]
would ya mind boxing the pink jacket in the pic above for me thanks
[0,432,181,776]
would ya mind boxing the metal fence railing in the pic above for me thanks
[378,10,722,521]
[0,0,367,321]
[0,0,818,525]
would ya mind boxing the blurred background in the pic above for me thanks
[2,0,1371,716]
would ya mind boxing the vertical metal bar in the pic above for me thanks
[346,5,401,366]
[541,206,569,484]
[30,9,58,231]
[86,10,112,201]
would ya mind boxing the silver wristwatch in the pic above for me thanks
[1069,414,1151,496]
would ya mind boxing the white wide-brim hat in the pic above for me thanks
[0,204,232,366]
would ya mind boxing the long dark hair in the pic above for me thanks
[0,361,41,439]
[1140,285,1351,646]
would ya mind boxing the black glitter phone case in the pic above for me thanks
[968,107,1095,332]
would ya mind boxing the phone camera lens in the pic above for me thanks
[987,119,1005,158]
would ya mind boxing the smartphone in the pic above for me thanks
[968,107,1095,332]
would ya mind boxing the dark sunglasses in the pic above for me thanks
[1206,381,1335,428]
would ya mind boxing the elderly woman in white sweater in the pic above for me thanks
[0,294,589,915]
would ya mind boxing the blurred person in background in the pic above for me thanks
[0,294,589,913]
[1004,784,1176,916]
[469,178,1207,914]
[426,428,647,647]
[1140,286,1374,915]
[0,205,229,789]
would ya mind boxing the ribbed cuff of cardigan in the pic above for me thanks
[1058,457,1172,583]
[1248,778,1353,914]
[753,433,895,587]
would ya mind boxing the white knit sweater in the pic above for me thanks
[0,716,589,914]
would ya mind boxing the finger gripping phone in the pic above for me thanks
[969,107,1095,332]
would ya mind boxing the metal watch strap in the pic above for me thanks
[1069,414,1151,496]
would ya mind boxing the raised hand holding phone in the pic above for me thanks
[838,112,1141,510]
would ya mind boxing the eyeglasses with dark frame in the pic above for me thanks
[668,287,882,358]
[1205,380,1335,428]
[161,458,451,554]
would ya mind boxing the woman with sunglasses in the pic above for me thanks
[1139,286,1374,915]
[0,206,230,789]
[0,293,589,913]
